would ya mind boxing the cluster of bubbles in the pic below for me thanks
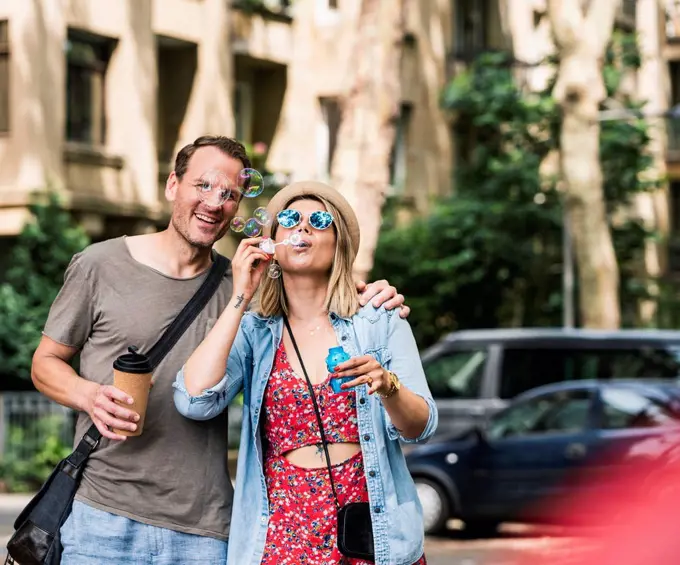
[197,167,299,280]
[230,206,272,237]
[220,168,274,237]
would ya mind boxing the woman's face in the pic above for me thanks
[274,198,337,277]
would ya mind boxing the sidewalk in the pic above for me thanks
[0,493,34,547]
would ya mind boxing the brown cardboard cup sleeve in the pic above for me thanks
[112,347,153,437]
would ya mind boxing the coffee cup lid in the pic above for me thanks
[113,346,153,374]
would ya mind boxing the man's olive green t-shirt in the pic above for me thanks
[43,237,234,540]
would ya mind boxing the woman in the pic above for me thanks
[174,181,438,565]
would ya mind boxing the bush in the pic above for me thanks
[0,415,73,493]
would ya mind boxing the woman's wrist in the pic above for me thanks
[230,291,251,311]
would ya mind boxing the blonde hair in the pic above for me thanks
[255,195,360,318]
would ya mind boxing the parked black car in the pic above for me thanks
[421,328,680,437]
[407,380,680,536]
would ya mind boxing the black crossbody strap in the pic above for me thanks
[282,315,341,510]
[146,253,229,369]
[82,253,230,445]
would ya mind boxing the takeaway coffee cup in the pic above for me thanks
[112,346,153,437]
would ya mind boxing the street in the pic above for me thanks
[0,497,588,565]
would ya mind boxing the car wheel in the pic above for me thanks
[414,477,449,535]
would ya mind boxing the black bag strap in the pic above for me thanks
[75,253,230,453]
[282,315,341,510]
[146,253,229,369]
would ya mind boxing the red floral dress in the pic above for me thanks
[260,342,427,565]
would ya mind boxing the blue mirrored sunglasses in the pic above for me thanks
[277,209,334,230]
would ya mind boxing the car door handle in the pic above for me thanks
[564,442,587,460]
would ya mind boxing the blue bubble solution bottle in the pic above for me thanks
[326,346,352,393]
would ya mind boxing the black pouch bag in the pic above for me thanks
[5,254,229,565]
[283,316,375,561]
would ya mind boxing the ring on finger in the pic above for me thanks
[367,376,373,386]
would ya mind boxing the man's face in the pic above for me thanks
[166,146,243,249]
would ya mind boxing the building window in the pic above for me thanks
[157,36,198,167]
[389,103,412,194]
[66,31,114,145]
[234,81,253,145]
[315,0,340,25]
[0,20,9,133]
[454,0,488,59]
[317,97,341,179]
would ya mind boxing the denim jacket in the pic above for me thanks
[174,304,438,565]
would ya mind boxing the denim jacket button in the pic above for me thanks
[369,470,376,478]
[341,335,348,341]
[359,398,366,405]
[374,507,381,514]
[363,434,370,441]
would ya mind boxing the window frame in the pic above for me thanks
[595,386,680,431]
[486,389,595,441]
[316,97,341,180]
[65,30,115,146]
[388,103,413,195]
[453,0,489,60]
[0,20,9,134]
[422,347,488,400]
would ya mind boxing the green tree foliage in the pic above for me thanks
[0,192,90,379]
[372,33,659,349]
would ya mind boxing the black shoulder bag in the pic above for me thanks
[5,254,230,565]
[282,315,375,562]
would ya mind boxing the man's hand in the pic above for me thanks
[356,280,410,318]
[84,382,140,441]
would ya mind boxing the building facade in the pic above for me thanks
[0,0,457,257]
[0,0,676,265]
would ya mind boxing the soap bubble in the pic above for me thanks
[196,169,231,207]
[259,238,276,254]
[244,218,262,237]
[253,207,272,226]
[238,168,264,198]
[267,263,282,279]
[230,217,245,232]
[289,233,302,246]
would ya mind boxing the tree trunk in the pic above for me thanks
[330,0,404,282]
[548,0,621,329]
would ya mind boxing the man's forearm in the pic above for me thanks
[32,354,96,413]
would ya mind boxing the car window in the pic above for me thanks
[599,388,680,430]
[500,347,680,399]
[423,349,486,399]
[487,390,592,440]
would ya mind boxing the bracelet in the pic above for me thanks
[377,371,400,399]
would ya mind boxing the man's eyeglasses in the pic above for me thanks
[276,209,334,231]
[195,170,240,207]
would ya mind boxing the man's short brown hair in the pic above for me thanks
[174,135,252,179]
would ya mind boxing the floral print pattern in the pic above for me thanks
[260,342,427,565]
[262,343,360,456]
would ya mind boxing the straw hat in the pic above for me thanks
[265,180,361,254]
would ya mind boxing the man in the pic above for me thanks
[31,135,409,563]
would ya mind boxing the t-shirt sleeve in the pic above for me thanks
[43,253,97,349]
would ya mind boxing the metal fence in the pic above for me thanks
[0,392,75,461]
[0,392,242,459]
